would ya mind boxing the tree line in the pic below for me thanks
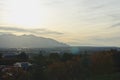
[29,49,120,80]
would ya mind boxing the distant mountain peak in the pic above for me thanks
[0,34,69,48]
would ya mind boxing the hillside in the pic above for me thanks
[0,34,69,48]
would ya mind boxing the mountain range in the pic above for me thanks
[0,34,69,48]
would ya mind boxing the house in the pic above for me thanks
[14,62,32,70]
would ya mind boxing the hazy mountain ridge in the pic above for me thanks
[0,34,69,48]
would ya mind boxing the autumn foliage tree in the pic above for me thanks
[90,51,114,74]
[28,49,120,80]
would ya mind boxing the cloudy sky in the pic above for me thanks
[0,0,120,46]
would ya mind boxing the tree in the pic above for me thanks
[91,51,114,74]
[112,50,120,72]
[29,54,47,80]
[49,53,61,63]
[0,53,2,59]
[61,53,73,61]
[17,52,29,61]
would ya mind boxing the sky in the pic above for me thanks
[0,0,120,46]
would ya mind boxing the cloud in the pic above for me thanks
[90,36,120,44]
[42,0,64,6]
[0,27,27,32]
[110,23,120,28]
[0,26,63,35]
[0,32,12,35]
[91,4,105,10]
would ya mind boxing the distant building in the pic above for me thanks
[14,62,32,70]
[2,52,18,59]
